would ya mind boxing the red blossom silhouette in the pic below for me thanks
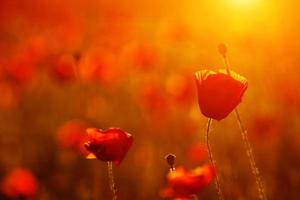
[1,168,38,199]
[161,165,215,199]
[84,128,133,166]
[195,70,248,120]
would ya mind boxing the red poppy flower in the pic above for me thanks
[195,70,248,120]
[84,128,133,166]
[1,168,38,199]
[161,165,215,199]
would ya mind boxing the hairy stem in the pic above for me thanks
[234,109,267,200]
[222,55,267,200]
[206,118,224,200]
[107,162,117,200]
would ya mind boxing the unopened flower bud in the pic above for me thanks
[218,43,228,57]
[165,154,176,171]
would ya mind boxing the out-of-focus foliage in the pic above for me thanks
[0,0,299,199]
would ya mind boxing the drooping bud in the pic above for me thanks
[165,154,176,171]
[218,43,228,58]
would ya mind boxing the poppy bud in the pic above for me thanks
[195,70,248,120]
[165,154,176,171]
[218,43,228,58]
[84,128,133,166]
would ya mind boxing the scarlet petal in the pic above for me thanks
[84,128,133,166]
[195,70,248,120]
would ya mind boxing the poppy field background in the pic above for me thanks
[0,0,299,199]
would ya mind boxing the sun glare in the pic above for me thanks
[231,0,256,7]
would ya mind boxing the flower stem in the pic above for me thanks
[169,167,175,173]
[206,118,224,200]
[107,161,117,200]
[234,109,267,200]
[221,55,267,200]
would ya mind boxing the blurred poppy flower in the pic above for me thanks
[80,53,123,88]
[161,165,215,199]
[49,55,76,82]
[1,168,38,199]
[84,128,133,166]
[166,73,195,106]
[187,144,207,164]
[5,53,37,86]
[195,70,248,120]
[133,44,158,71]
[57,120,88,152]
[249,115,282,144]
[137,81,169,119]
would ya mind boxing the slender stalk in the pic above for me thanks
[221,55,267,200]
[222,55,231,76]
[234,109,267,200]
[107,162,117,200]
[165,154,176,174]
[169,167,175,173]
[206,118,224,200]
